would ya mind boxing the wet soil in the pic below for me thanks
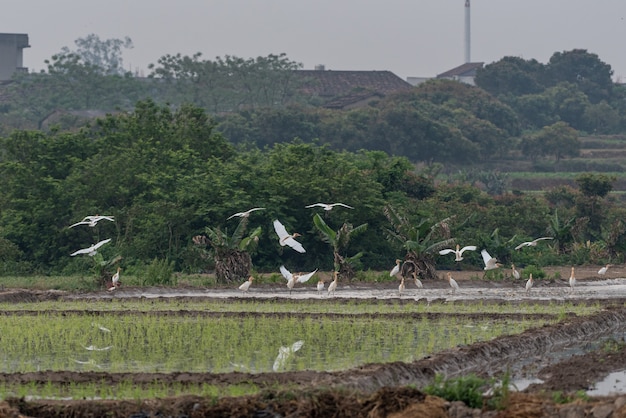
[2,267,626,417]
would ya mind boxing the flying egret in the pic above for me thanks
[481,249,501,271]
[280,266,317,294]
[227,207,265,220]
[317,279,325,296]
[238,276,254,293]
[273,220,305,253]
[92,322,111,333]
[525,273,533,294]
[69,215,115,228]
[70,239,112,257]
[438,244,477,261]
[511,264,521,280]
[514,237,553,250]
[447,272,459,293]
[598,264,612,276]
[412,272,423,289]
[305,202,353,211]
[272,340,304,372]
[398,277,405,296]
[569,267,576,292]
[389,259,401,277]
[328,271,338,297]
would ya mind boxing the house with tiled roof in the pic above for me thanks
[436,62,484,86]
[293,67,413,109]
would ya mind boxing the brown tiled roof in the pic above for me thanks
[437,62,484,78]
[294,70,412,98]
[323,91,384,109]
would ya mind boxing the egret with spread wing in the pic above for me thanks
[273,220,305,253]
[438,244,477,261]
[273,340,304,372]
[515,237,553,250]
[69,215,114,228]
[280,265,317,293]
[70,239,112,257]
[227,207,265,220]
[481,249,502,271]
[305,202,353,211]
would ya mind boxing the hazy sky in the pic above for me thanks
[4,1,626,81]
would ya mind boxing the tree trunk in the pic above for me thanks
[215,250,252,284]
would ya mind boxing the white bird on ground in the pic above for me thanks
[569,267,576,292]
[272,340,304,372]
[273,219,305,253]
[305,202,353,211]
[481,249,502,271]
[438,244,477,261]
[227,207,265,220]
[514,237,554,250]
[317,279,325,296]
[598,264,612,276]
[280,266,317,294]
[238,276,254,293]
[511,264,521,280]
[112,266,121,287]
[525,273,534,293]
[398,277,405,296]
[328,271,339,297]
[412,272,423,289]
[447,272,459,293]
[82,345,113,351]
[70,239,112,257]
[390,259,401,277]
[69,215,115,228]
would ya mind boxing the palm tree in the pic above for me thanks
[193,217,261,283]
[546,209,575,254]
[383,205,454,281]
[312,213,367,280]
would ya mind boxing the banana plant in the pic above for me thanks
[312,213,367,280]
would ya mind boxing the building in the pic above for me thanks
[0,33,29,82]
[436,62,484,86]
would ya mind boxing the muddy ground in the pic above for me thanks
[2,266,626,417]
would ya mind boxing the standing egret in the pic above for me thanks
[305,203,353,211]
[328,271,338,297]
[412,272,423,289]
[447,272,459,293]
[273,220,305,253]
[598,264,612,276]
[227,207,265,220]
[389,259,401,277]
[238,276,254,293]
[525,274,533,294]
[316,279,325,296]
[108,266,121,291]
[398,277,405,296]
[438,244,477,261]
[514,237,553,250]
[69,215,115,228]
[481,249,501,271]
[280,266,317,294]
[511,264,521,280]
[569,267,576,292]
[70,239,112,257]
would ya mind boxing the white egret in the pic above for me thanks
[525,273,533,293]
[481,249,502,271]
[598,264,612,276]
[412,272,423,289]
[447,272,459,293]
[109,266,121,291]
[92,322,111,333]
[238,276,254,293]
[272,340,304,372]
[511,264,521,280]
[328,271,338,297]
[317,279,325,296]
[305,202,353,211]
[227,207,265,220]
[389,259,401,277]
[398,277,405,296]
[514,237,553,250]
[569,267,576,292]
[438,244,477,261]
[70,239,112,257]
[280,266,317,293]
[273,220,305,253]
[69,215,114,228]
[82,345,113,351]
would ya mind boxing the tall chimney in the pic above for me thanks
[464,0,471,63]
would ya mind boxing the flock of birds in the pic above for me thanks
[68,215,120,291]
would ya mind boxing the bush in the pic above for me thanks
[141,258,176,286]
[423,373,487,409]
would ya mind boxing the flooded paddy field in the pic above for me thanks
[2,269,626,417]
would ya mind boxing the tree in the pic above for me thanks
[312,214,367,280]
[61,34,134,75]
[475,56,546,97]
[520,122,580,162]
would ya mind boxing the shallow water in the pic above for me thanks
[587,370,626,396]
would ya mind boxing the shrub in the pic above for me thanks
[423,373,486,409]
[141,258,176,286]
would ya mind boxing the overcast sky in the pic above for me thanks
[4,1,626,81]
